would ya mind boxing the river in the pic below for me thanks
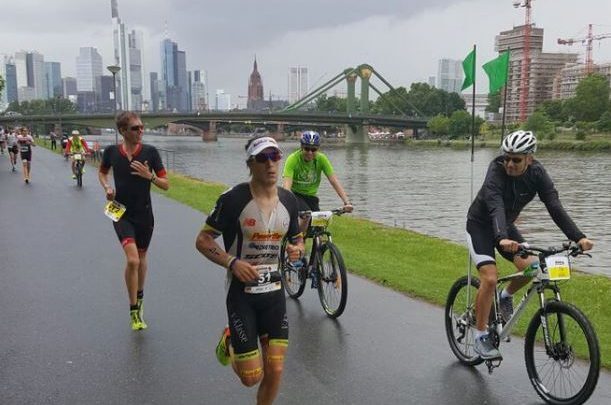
[87,134,611,276]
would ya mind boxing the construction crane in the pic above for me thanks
[558,24,611,74]
[513,0,534,122]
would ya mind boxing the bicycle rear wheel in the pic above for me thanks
[524,301,600,405]
[316,242,347,318]
[279,237,306,298]
[444,275,484,366]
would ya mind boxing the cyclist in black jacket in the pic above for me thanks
[466,130,593,360]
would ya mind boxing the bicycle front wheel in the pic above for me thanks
[316,242,347,318]
[524,301,600,405]
[279,238,306,299]
[444,275,484,366]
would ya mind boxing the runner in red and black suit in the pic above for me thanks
[98,111,169,331]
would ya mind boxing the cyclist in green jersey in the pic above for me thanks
[282,131,353,235]
[66,130,91,179]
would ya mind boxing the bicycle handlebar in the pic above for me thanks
[517,242,590,259]
[298,207,350,218]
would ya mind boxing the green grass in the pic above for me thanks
[39,138,611,367]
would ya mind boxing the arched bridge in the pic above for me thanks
[0,111,428,142]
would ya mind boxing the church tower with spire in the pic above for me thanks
[247,56,264,110]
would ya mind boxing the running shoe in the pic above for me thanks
[474,334,502,360]
[72,174,76,179]
[130,309,143,330]
[215,326,231,366]
[137,298,147,329]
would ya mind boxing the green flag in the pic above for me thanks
[483,51,510,94]
[461,49,476,91]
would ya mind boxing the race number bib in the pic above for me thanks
[545,255,571,280]
[244,264,281,294]
[311,211,333,227]
[73,153,82,160]
[104,200,126,222]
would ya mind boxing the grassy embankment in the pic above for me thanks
[39,139,610,368]
[408,132,611,151]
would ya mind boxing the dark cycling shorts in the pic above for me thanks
[20,151,31,162]
[113,212,154,251]
[226,279,289,355]
[466,220,525,269]
[294,192,320,212]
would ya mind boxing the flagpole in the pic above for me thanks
[470,44,477,193]
[500,48,511,146]
[467,44,477,303]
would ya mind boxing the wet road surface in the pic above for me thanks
[1,149,610,404]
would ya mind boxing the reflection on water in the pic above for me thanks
[90,135,611,276]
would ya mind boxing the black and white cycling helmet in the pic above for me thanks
[502,130,537,154]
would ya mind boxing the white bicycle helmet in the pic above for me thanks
[502,130,537,154]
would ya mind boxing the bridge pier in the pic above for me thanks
[344,124,369,144]
[269,123,285,141]
[201,121,217,141]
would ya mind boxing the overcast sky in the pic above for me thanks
[2,0,611,107]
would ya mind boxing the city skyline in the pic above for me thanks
[2,0,611,108]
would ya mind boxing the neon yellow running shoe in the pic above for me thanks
[130,309,143,331]
[137,299,148,330]
[215,326,231,366]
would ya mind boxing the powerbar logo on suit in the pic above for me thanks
[251,232,283,241]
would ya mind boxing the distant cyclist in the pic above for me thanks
[98,111,169,331]
[282,130,353,236]
[65,130,91,179]
[17,128,35,184]
[196,136,303,404]
[466,130,593,360]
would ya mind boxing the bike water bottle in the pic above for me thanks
[523,261,540,278]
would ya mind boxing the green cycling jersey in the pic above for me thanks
[282,149,334,196]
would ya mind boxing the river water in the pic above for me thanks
[89,135,611,276]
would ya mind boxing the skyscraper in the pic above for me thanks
[45,62,62,98]
[191,69,207,112]
[247,57,264,110]
[437,59,463,93]
[14,51,45,101]
[161,38,189,112]
[288,66,308,104]
[215,89,231,111]
[111,0,145,111]
[76,47,103,93]
[0,56,18,109]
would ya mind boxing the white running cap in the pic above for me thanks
[246,136,280,158]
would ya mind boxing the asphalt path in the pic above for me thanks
[1,148,610,404]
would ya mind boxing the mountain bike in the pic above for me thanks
[72,153,86,187]
[445,242,600,405]
[279,208,348,318]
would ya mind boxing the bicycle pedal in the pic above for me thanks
[485,359,502,375]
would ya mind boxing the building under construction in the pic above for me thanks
[495,25,578,122]
[553,63,611,100]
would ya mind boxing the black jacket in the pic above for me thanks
[467,156,586,242]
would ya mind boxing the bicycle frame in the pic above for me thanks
[492,257,565,346]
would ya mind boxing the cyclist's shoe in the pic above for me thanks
[474,334,502,360]
[72,174,77,179]
[130,310,144,331]
[215,326,231,366]
[499,296,514,323]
